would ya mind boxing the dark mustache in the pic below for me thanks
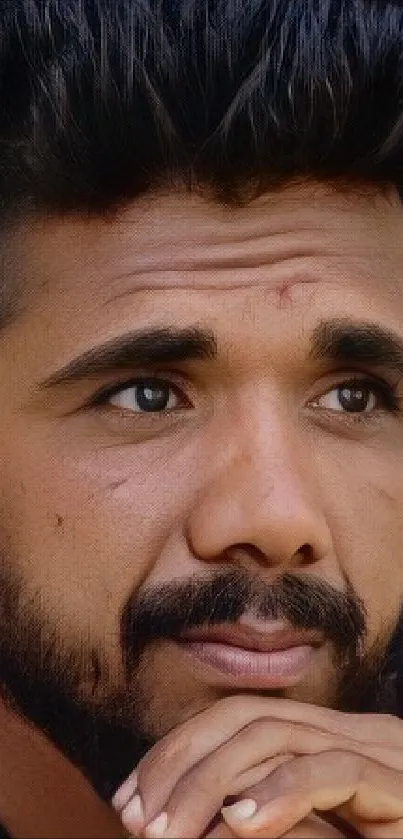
[121,570,367,672]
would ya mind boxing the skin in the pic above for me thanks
[2,180,403,835]
[113,695,403,837]
[0,698,127,838]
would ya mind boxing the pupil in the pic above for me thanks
[338,385,369,412]
[137,382,170,412]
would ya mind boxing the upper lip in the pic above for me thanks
[177,623,323,653]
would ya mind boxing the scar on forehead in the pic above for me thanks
[274,277,320,306]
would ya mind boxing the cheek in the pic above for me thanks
[0,435,198,646]
[318,444,403,640]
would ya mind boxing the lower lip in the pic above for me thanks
[177,641,315,689]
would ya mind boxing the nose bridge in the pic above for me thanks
[223,415,317,525]
[187,407,332,568]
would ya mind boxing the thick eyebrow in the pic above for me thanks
[310,318,403,375]
[39,317,403,391]
[39,326,218,389]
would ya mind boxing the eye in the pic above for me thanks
[313,378,397,414]
[106,378,186,413]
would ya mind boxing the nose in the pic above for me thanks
[186,413,332,572]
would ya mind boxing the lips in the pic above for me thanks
[175,621,323,689]
[178,622,323,653]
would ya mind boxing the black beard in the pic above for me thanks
[0,564,400,802]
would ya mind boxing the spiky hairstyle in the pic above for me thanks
[0,0,403,216]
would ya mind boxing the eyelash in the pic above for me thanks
[88,372,401,417]
[325,376,400,412]
[90,373,192,409]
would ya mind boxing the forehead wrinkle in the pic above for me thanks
[102,261,324,307]
[13,185,402,317]
[103,236,331,279]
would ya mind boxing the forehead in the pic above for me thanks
[8,182,403,353]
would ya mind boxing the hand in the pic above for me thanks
[205,811,346,838]
[112,695,403,838]
[0,696,128,838]
[114,773,344,839]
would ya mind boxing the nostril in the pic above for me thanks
[297,543,316,566]
[225,543,269,567]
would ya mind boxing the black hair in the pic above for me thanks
[0,0,403,218]
[0,0,403,325]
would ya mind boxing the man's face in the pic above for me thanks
[1,182,403,791]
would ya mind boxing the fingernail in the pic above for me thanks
[221,799,258,822]
[145,811,168,838]
[120,794,144,832]
[111,770,138,812]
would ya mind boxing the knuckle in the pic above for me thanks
[320,749,362,786]
[138,733,189,781]
[243,717,288,751]
[243,718,268,738]
[173,761,225,807]
[160,733,191,763]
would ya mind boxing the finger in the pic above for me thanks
[205,821,238,838]
[111,770,138,813]
[206,812,344,839]
[135,696,403,821]
[140,717,403,838]
[220,751,403,838]
[120,793,146,837]
[141,757,291,839]
[121,756,292,837]
[279,813,347,838]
